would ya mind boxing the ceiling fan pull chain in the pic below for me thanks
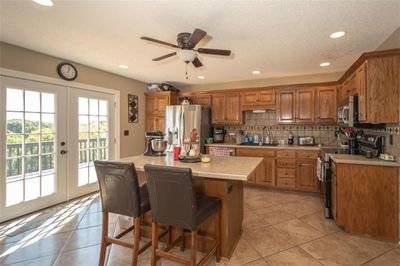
[185,62,189,80]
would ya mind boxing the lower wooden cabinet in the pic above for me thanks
[296,159,318,191]
[335,163,399,241]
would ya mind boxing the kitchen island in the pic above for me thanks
[117,154,264,258]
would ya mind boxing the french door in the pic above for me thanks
[0,77,116,222]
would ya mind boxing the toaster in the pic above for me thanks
[298,136,315,145]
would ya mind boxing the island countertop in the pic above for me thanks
[118,154,264,181]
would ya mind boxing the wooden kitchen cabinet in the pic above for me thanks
[241,88,276,111]
[296,159,318,192]
[277,88,315,124]
[145,92,178,134]
[315,86,337,124]
[295,88,315,124]
[356,62,367,122]
[236,148,275,186]
[211,92,242,125]
[335,163,399,241]
[178,93,211,106]
[277,90,295,124]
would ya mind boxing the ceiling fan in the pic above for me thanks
[140,28,231,68]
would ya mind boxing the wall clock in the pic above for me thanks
[57,62,78,81]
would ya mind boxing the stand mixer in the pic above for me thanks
[144,131,167,156]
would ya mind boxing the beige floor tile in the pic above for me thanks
[301,232,394,266]
[243,225,295,257]
[245,197,280,211]
[63,225,108,252]
[273,219,323,245]
[76,212,117,229]
[1,254,56,266]
[243,211,269,231]
[0,231,71,265]
[264,247,322,266]
[299,196,324,211]
[242,258,269,265]
[363,248,400,266]
[279,202,319,218]
[300,212,340,235]
[54,244,101,266]
[256,208,296,225]
[224,238,262,265]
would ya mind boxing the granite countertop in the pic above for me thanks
[329,154,400,167]
[205,143,322,150]
[118,154,264,181]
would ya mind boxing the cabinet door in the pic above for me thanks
[296,159,318,192]
[155,116,165,132]
[258,157,275,186]
[258,89,275,105]
[146,97,157,116]
[277,90,295,123]
[195,95,211,106]
[211,94,225,124]
[241,91,258,105]
[145,116,156,131]
[224,93,242,124]
[156,95,169,116]
[296,88,315,124]
[315,86,337,124]
[356,62,367,122]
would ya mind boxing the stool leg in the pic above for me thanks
[190,230,197,266]
[180,229,186,252]
[151,222,159,266]
[99,212,109,266]
[215,212,221,263]
[131,217,141,266]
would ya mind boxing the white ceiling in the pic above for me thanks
[1,0,399,86]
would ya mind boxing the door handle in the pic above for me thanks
[60,150,68,155]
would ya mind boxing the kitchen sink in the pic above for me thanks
[239,143,279,146]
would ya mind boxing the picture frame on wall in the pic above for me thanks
[128,94,138,123]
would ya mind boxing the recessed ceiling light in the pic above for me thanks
[252,70,261,74]
[197,75,205,79]
[33,0,54,6]
[330,31,346,39]
[320,62,331,67]
[119,65,129,69]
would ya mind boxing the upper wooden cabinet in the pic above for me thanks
[315,86,337,124]
[145,92,178,134]
[178,93,211,106]
[277,90,295,124]
[277,88,314,124]
[295,88,315,124]
[356,62,367,122]
[211,92,242,125]
[241,88,276,111]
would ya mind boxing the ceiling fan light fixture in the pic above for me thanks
[33,0,54,6]
[330,31,346,39]
[177,49,197,62]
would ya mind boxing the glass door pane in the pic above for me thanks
[0,77,67,222]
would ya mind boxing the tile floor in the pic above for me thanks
[0,186,399,266]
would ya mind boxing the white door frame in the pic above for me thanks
[0,68,120,159]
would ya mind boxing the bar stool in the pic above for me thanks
[144,164,222,266]
[94,161,156,266]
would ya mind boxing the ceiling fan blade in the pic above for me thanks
[197,48,231,56]
[152,52,177,61]
[187,28,207,47]
[140,36,178,48]
[192,57,203,68]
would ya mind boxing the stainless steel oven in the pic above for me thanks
[338,95,358,127]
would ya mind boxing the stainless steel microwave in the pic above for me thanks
[338,95,358,127]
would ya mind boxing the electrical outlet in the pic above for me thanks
[389,134,393,145]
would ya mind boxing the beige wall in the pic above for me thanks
[376,26,400,51]
[0,42,147,158]
[181,71,343,92]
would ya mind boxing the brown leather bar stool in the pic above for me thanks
[144,164,222,266]
[95,161,160,266]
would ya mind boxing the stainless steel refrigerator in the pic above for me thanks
[165,105,211,154]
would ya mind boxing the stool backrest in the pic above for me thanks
[144,164,197,230]
[94,161,141,217]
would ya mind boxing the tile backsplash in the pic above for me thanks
[222,111,400,160]
[223,111,339,145]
